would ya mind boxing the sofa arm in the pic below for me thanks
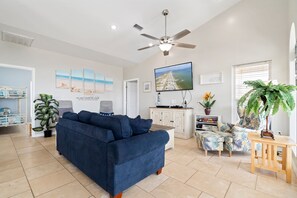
[108,130,169,165]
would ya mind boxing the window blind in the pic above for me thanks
[234,61,270,100]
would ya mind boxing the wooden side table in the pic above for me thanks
[150,124,175,150]
[248,133,296,183]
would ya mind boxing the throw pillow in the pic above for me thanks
[99,112,114,116]
[62,112,79,121]
[78,110,94,124]
[218,122,234,133]
[129,115,153,135]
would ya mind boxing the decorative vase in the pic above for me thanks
[44,130,52,138]
[204,108,211,115]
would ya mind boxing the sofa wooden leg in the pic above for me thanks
[218,150,221,157]
[205,150,207,156]
[229,151,232,157]
[110,192,122,198]
[156,168,162,175]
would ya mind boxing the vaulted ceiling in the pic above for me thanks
[0,0,241,67]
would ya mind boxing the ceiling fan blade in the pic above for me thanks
[171,29,191,40]
[138,45,157,51]
[174,42,196,49]
[141,33,160,40]
[163,51,169,56]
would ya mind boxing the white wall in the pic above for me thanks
[124,0,290,134]
[0,40,123,134]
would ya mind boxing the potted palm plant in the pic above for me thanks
[199,92,216,115]
[33,94,59,137]
[238,80,297,139]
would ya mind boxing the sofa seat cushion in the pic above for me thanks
[129,115,152,135]
[62,112,79,121]
[90,114,132,140]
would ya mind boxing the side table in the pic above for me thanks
[150,124,174,150]
[248,132,296,183]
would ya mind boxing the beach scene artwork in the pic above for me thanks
[56,70,70,89]
[105,77,114,92]
[84,69,95,95]
[71,69,83,92]
[95,73,105,93]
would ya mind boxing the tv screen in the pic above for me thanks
[154,62,193,92]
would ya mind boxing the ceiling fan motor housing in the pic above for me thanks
[162,9,169,16]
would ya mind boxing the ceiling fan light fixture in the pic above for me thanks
[159,43,172,51]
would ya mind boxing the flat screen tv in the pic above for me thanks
[154,62,193,92]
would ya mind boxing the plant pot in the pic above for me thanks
[204,108,211,115]
[44,130,52,138]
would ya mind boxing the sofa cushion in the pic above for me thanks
[129,115,152,135]
[78,110,94,123]
[62,112,79,121]
[90,114,132,140]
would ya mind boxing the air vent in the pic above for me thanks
[133,24,143,31]
[1,31,34,47]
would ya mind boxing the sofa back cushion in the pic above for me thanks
[78,110,94,123]
[90,114,132,140]
[129,115,152,135]
[62,112,79,121]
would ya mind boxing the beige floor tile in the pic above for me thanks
[17,145,45,155]
[163,162,197,183]
[0,146,16,156]
[85,183,109,198]
[0,152,18,163]
[123,186,154,198]
[187,158,222,175]
[226,183,275,198]
[164,158,172,166]
[165,149,187,160]
[0,159,21,172]
[36,181,91,198]
[208,156,240,169]
[256,175,297,198]
[25,161,64,180]
[64,162,80,173]
[10,190,34,198]
[72,170,94,187]
[277,172,297,186]
[19,149,53,160]
[20,154,55,169]
[199,192,215,198]
[151,178,201,198]
[136,173,168,192]
[14,139,41,149]
[0,177,30,197]
[216,167,257,189]
[186,171,230,198]
[167,152,197,166]
[29,169,75,196]
[56,155,70,165]
[0,167,25,183]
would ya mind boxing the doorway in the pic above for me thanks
[123,79,139,118]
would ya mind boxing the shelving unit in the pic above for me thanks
[0,87,27,128]
[195,114,221,131]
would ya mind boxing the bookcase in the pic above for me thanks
[195,114,221,131]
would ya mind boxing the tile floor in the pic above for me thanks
[0,127,297,198]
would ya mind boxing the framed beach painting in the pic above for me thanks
[105,77,114,92]
[71,69,83,92]
[56,70,70,89]
[95,73,105,93]
[83,69,95,95]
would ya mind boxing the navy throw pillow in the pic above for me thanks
[90,114,132,140]
[78,110,94,124]
[62,112,79,121]
[129,115,153,135]
[99,112,114,116]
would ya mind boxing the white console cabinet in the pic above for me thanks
[149,107,193,139]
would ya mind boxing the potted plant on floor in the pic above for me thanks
[238,80,297,139]
[33,94,59,137]
[199,92,216,115]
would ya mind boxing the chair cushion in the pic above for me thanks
[62,112,79,121]
[78,110,94,123]
[129,115,152,135]
[218,122,233,132]
[90,114,132,140]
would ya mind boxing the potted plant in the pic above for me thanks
[33,94,59,137]
[199,92,216,115]
[238,80,297,139]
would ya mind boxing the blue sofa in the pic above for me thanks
[56,111,169,198]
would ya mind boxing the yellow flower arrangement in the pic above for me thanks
[199,92,216,109]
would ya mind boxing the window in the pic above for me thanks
[232,61,270,122]
[234,61,270,100]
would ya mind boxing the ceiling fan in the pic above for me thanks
[138,9,196,56]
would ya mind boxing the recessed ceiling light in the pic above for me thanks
[111,25,117,30]
[149,43,153,46]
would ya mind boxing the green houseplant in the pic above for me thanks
[33,94,59,137]
[238,80,297,139]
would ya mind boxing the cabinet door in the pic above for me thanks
[150,110,163,125]
[173,112,184,134]
[162,111,174,127]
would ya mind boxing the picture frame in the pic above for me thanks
[143,81,151,92]
[200,72,223,85]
